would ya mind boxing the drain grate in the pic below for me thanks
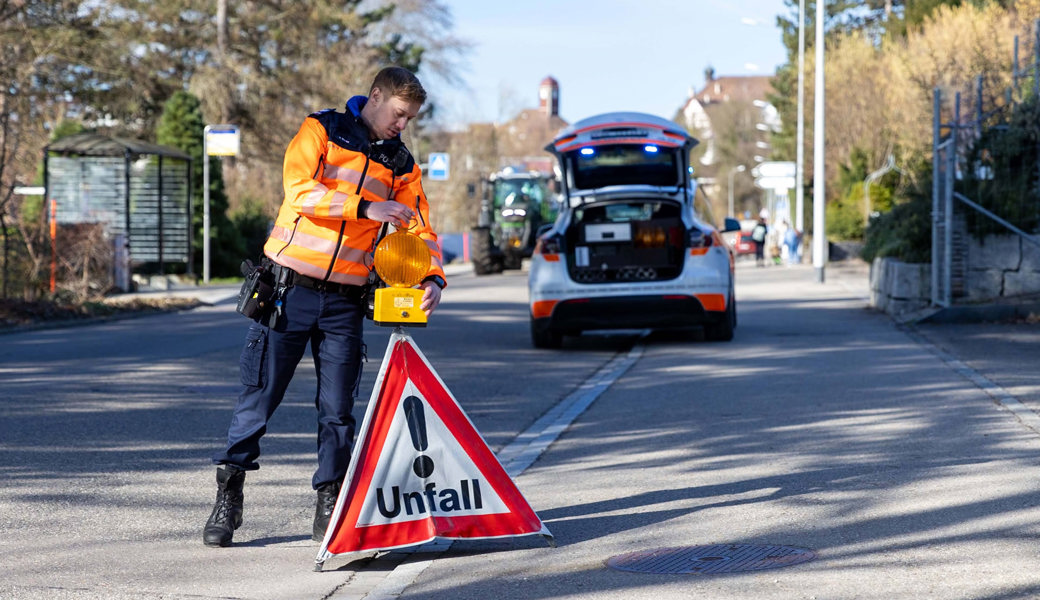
[606,544,817,575]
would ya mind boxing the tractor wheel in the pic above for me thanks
[471,227,502,276]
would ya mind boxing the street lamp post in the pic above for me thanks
[728,165,746,217]
[796,0,806,232]
[812,0,827,283]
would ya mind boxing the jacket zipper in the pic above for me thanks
[323,150,371,282]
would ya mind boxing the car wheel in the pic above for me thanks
[471,227,502,275]
[704,293,735,342]
[531,317,563,349]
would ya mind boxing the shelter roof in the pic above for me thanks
[46,133,191,160]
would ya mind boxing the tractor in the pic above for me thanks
[469,167,560,275]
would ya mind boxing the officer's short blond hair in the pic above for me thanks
[371,67,427,105]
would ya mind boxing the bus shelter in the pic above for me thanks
[44,133,193,288]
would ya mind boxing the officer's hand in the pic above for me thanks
[366,201,415,228]
[419,281,442,316]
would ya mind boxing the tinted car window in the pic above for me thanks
[569,144,679,189]
[574,201,679,223]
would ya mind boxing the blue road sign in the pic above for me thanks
[428,153,450,181]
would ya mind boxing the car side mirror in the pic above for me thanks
[722,217,741,233]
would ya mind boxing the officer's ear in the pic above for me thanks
[369,86,385,107]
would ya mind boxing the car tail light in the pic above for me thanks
[687,227,713,249]
[534,233,564,256]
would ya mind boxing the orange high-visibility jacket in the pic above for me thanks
[263,96,445,287]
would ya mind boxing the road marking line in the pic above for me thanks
[342,342,646,599]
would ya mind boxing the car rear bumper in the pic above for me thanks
[528,245,733,331]
[532,294,727,332]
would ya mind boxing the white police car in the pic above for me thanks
[528,112,740,348]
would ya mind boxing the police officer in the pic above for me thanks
[203,66,446,547]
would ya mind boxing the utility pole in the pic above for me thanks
[796,0,806,233]
[813,0,827,283]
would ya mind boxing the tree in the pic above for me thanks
[1,1,468,289]
[156,91,245,276]
[183,0,460,218]
[0,1,92,298]
[862,0,1040,260]
[421,123,501,233]
[769,0,1033,243]
[694,100,767,218]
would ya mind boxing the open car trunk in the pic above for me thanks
[565,198,686,283]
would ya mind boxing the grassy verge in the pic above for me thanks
[0,297,202,331]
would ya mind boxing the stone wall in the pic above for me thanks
[870,233,1040,319]
[966,235,1040,300]
[870,258,931,318]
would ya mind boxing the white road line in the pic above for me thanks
[343,342,646,600]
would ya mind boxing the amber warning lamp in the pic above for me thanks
[372,230,431,327]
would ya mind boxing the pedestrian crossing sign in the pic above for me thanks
[428,153,449,181]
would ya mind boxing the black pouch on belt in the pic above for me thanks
[236,259,277,321]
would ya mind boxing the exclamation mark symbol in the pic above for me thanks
[404,396,435,478]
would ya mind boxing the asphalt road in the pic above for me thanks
[3,259,1040,599]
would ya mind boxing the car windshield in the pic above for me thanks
[569,144,679,189]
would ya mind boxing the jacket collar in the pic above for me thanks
[346,94,367,118]
[345,94,404,144]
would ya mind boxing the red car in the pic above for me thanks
[732,231,756,256]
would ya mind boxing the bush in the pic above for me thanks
[230,196,274,262]
[828,147,900,242]
[959,95,1040,238]
[827,187,867,241]
[862,181,932,264]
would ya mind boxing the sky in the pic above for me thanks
[428,0,792,128]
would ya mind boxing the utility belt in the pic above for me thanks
[272,263,368,304]
[236,258,370,325]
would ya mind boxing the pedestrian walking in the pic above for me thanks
[783,221,802,264]
[202,66,447,548]
[751,216,768,267]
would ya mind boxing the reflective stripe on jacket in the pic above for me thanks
[263,96,445,287]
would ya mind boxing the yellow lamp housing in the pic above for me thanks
[372,231,432,327]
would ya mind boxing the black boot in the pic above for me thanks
[203,465,246,547]
[312,481,341,542]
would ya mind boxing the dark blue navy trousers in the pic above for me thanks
[213,284,365,489]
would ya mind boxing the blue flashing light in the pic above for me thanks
[579,147,595,156]
[644,145,659,153]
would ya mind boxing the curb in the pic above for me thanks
[918,301,1040,324]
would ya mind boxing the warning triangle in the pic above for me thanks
[316,330,551,563]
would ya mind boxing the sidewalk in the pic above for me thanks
[382,254,1040,599]
[112,263,475,306]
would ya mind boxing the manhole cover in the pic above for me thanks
[606,544,817,575]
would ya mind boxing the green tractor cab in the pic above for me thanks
[470,168,561,275]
